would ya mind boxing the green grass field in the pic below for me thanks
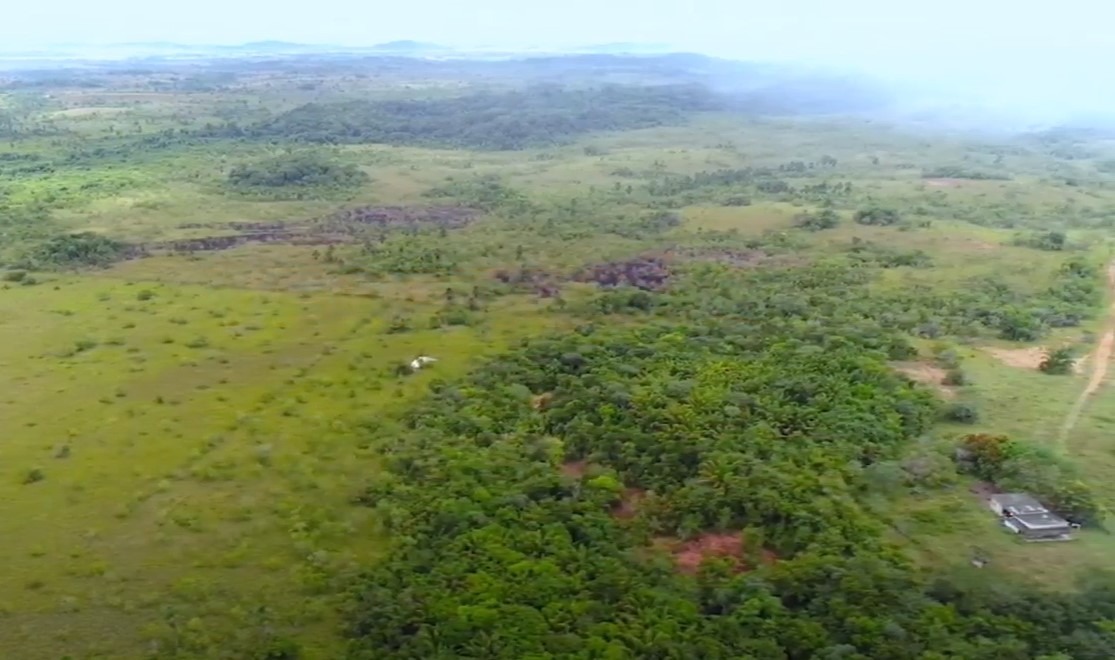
[0,270,562,657]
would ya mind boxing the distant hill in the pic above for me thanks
[578,42,675,55]
[370,41,449,53]
[237,41,322,52]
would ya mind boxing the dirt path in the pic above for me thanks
[1057,261,1115,447]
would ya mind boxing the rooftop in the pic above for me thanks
[989,493,1048,516]
[1011,511,1071,530]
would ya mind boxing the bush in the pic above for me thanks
[73,338,98,353]
[2,270,27,282]
[942,368,968,386]
[227,152,369,196]
[136,289,156,301]
[942,402,980,424]
[1015,231,1067,251]
[22,468,45,484]
[184,337,211,349]
[794,209,840,231]
[1040,347,1075,374]
[385,315,412,334]
[25,232,130,269]
[853,206,901,226]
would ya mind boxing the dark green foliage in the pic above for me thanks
[1015,231,1067,251]
[644,165,853,204]
[423,176,533,214]
[922,166,1010,180]
[22,232,130,269]
[21,468,45,484]
[853,206,901,226]
[942,402,980,424]
[794,208,840,231]
[357,233,460,276]
[385,315,412,334]
[226,152,368,197]
[1040,347,1075,374]
[221,85,720,150]
[345,262,1115,659]
[846,240,932,267]
[996,307,1044,341]
[942,368,968,386]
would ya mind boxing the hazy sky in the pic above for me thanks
[4,0,1113,116]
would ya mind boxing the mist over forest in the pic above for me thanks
[2,41,1111,133]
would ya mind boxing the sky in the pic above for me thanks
[4,0,1113,118]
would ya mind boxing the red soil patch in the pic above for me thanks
[611,488,646,520]
[656,533,776,575]
[891,361,957,399]
[984,346,1046,370]
[561,460,589,478]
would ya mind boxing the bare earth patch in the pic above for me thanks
[970,480,1002,503]
[892,361,956,398]
[984,347,1046,370]
[655,533,776,574]
[123,206,482,258]
[560,460,589,478]
[924,178,964,188]
[530,391,555,411]
[964,239,1000,252]
[612,488,645,520]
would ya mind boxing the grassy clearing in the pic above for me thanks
[0,273,561,657]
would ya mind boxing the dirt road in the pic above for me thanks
[1057,261,1115,447]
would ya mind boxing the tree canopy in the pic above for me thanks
[345,263,1115,659]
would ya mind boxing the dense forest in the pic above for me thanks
[226,152,369,198]
[346,263,1115,659]
[205,85,723,150]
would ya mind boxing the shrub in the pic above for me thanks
[942,368,968,386]
[1040,347,1075,374]
[22,468,45,484]
[853,206,901,226]
[73,338,98,353]
[385,315,412,334]
[227,152,369,196]
[2,270,27,282]
[794,209,840,231]
[25,232,130,269]
[942,402,980,424]
[1015,230,1067,251]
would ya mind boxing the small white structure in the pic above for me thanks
[988,493,1074,542]
[409,355,438,371]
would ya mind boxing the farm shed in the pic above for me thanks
[988,493,1074,542]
